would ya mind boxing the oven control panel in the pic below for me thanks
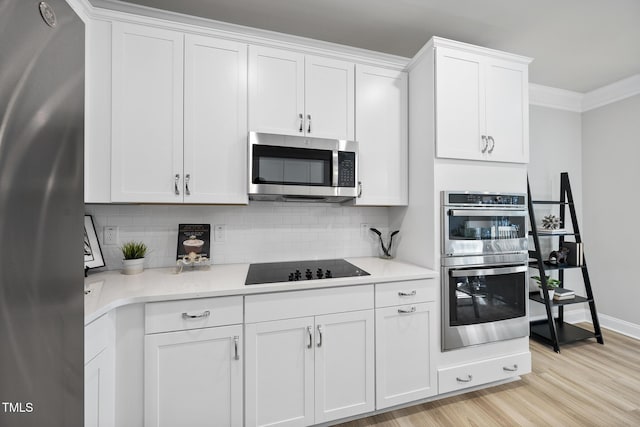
[445,192,526,207]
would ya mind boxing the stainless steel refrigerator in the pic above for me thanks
[0,0,84,425]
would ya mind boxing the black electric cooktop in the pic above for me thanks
[245,259,370,285]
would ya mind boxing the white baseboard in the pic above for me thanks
[563,308,588,324]
[597,313,640,340]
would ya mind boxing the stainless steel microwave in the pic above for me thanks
[248,132,359,202]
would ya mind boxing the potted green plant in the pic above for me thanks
[121,241,148,275]
[531,275,560,300]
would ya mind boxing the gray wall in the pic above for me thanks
[582,94,640,325]
[528,106,584,316]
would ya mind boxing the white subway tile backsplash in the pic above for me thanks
[85,202,390,271]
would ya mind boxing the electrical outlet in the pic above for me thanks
[360,223,370,238]
[214,224,226,242]
[103,226,118,245]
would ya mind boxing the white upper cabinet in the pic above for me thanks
[184,34,248,204]
[111,22,184,203]
[355,65,408,206]
[435,45,529,163]
[249,46,355,140]
[110,22,248,203]
[304,56,355,140]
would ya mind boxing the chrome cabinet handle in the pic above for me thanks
[317,325,323,347]
[233,336,240,360]
[299,113,304,132]
[481,135,488,153]
[307,114,312,133]
[357,181,362,198]
[174,174,180,195]
[181,310,210,320]
[185,174,191,196]
[487,136,495,153]
[398,290,417,297]
[456,374,473,383]
[503,364,518,372]
[398,306,416,314]
[307,326,313,349]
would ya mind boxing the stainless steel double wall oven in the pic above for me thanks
[441,192,529,351]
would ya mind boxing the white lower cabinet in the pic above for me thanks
[314,310,375,423]
[245,286,375,427]
[85,313,115,427]
[144,297,244,427]
[375,302,437,409]
[374,280,438,410]
[145,325,243,427]
[245,317,315,427]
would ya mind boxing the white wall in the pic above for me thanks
[85,203,390,270]
[527,105,584,318]
[582,94,640,326]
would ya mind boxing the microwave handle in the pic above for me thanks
[448,209,527,217]
[332,150,339,186]
[450,265,527,278]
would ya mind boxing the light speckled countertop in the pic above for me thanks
[84,257,438,324]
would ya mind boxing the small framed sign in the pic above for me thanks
[176,224,211,261]
[84,215,105,270]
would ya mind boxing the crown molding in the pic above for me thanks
[581,74,640,112]
[87,0,409,70]
[529,83,583,112]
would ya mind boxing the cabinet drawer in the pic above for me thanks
[145,296,243,334]
[85,313,112,364]
[245,285,374,323]
[438,352,531,395]
[375,279,436,308]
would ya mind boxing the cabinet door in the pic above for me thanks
[305,56,354,140]
[245,318,314,427]
[144,325,243,427]
[85,349,115,427]
[435,47,486,161]
[355,65,408,206]
[314,310,375,423]
[249,46,304,136]
[485,58,529,163]
[111,22,184,202]
[375,302,437,409]
[184,35,248,204]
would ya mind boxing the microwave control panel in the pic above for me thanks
[337,152,356,187]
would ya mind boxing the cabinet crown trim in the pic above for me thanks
[87,0,409,70]
[408,36,532,70]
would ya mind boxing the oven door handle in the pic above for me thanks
[450,265,528,278]
[448,209,526,217]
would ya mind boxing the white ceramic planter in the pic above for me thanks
[122,258,145,275]
[539,287,555,300]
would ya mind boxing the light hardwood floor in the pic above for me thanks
[338,326,640,426]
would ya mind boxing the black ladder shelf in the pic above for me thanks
[527,172,604,352]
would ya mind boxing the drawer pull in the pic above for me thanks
[503,364,518,372]
[456,375,473,383]
[181,310,210,320]
[307,326,313,349]
[233,336,240,360]
[398,306,416,314]
[398,290,417,297]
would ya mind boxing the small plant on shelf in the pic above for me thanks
[121,241,148,259]
[531,275,561,300]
